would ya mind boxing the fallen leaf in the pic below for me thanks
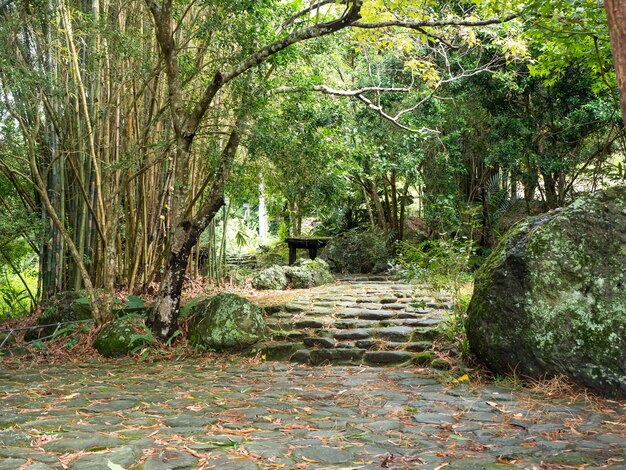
[497,455,522,465]
[107,461,125,470]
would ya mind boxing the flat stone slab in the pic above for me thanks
[412,412,457,425]
[333,328,372,340]
[303,336,336,348]
[82,399,138,413]
[43,433,122,452]
[309,348,366,365]
[375,326,414,341]
[365,350,415,365]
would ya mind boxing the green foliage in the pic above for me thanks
[321,230,391,274]
[397,235,476,357]
[397,237,475,292]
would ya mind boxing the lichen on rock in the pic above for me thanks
[93,315,154,358]
[252,258,334,290]
[252,266,289,290]
[466,186,626,397]
[187,293,265,351]
[287,259,334,289]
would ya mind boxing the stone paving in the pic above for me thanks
[1,278,625,469]
[0,360,625,469]
[258,277,452,367]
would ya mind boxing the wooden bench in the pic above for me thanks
[285,237,331,265]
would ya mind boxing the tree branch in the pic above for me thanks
[352,13,519,30]
[272,85,411,96]
[188,0,364,130]
[279,0,349,33]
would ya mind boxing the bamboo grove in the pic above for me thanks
[0,0,244,325]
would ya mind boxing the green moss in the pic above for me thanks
[93,316,154,358]
[187,294,265,351]
[430,358,451,370]
[414,350,436,365]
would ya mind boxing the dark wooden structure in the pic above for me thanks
[285,237,331,265]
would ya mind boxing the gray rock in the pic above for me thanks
[356,309,395,320]
[69,445,142,469]
[365,351,414,365]
[294,318,325,329]
[467,187,626,397]
[164,415,213,428]
[375,326,414,342]
[252,266,289,290]
[43,433,121,452]
[291,349,311,363]
[309,348,366,365]
[188,293,265,350]
[333,328,372,340]
[142,449,198,469]
[411,413,456,425]
[0,459,27,469]
[82,399,138,413]
[303,337,336,348]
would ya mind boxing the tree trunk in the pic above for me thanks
[149,127,242,339]
[542,171,559,209]
[258,177,268,244]
[605,0,626,126]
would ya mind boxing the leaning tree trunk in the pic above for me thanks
[605,0,626,126]
[149,129,242,339]
[145,0,364,339]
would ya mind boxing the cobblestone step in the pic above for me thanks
[257,278,452,367]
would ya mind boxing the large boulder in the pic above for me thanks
[187,294,265,350]
[466,187,626,397]
[93,315,154,358]
[321,230,390,273]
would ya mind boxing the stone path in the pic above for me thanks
[0,360,625,469]
[258,276,452,368]
[1,278,625,469]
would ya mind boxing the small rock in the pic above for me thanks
[293,446,354,464]
[411,413,456,425]
[291,349,311,363]
[375,326,413,342]
[303,337,336,348]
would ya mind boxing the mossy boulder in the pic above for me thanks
[187,294,265,350]
[252,266,289,290]
[40,292,92,323]
[466,187,626,397]
[252,259,334,290]
[321,230,390,273]
[287,259,334,288]
[93,315,154,358]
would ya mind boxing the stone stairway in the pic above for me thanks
[255,276,454,367]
